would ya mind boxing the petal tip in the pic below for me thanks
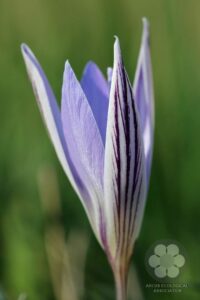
[21,43,32,56]
[63,61,78,88]
[21,43,26,52]
[21,43,29,59]
[142,17,149,29]
[20,43,36,66]
[84,60,96,70]
[64,60,71,71]
[113,36,122,64]
[82,60,98,78]
[114,35,120,49]
[142,17,150,42]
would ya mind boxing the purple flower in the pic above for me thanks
[21,18,154,300]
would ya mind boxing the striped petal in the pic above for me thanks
[103,38,146,263]
[61,61,105,246]
[81,61,109,144]
[133,18,154,187]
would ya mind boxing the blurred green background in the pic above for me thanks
[0,0,200,299]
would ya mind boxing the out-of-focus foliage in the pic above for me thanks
[0,0,200,299]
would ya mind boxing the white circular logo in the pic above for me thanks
[146,241,186,280]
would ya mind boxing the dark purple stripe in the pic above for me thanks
[113,84,121,243]
[126,156,142,246]
[118,65,132,256]
[130,174,143,237]
[126,80,141,237]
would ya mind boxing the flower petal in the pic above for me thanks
[107,67,113,85]
[21,45,102,245]
[21,44,86,200]
[133,18,154,187]
[81,61,109,144]
[61,61,106,246]
[103,38,146,261]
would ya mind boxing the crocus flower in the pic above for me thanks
[21,18,154,300]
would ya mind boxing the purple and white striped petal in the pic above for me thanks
[103,38,146,263]
[61,61,105,246]
[81,62,109,144]
[133,18,154,186]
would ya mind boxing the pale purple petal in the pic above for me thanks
[21,44,90,205]
[61,61,105,246]
[133,18,154,186]
[81,61,109,144]
[107,67,113,85]
[103,38,146,261]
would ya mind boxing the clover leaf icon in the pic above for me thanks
[148,243,185,278]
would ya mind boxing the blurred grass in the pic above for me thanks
[0,0,200,299]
